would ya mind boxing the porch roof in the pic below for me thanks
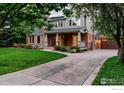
[45,26,86,34]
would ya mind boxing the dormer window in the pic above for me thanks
[59,21,63,27]
[61,21,63,27]
[54,21,64,28]
[59,21,61,27]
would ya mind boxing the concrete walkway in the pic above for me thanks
[0,49,117,85]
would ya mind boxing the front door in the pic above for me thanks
[72,34,77,46]
[63,34,72,46]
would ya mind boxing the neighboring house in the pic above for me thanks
[26,12,107,50]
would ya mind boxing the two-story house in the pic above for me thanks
[26,11,98,50]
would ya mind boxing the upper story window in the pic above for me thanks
[54,21,64,28]
[51,19,77,28]
[59,21,61,27]
[69,20,76,26]
[61,21,63,27]
[84,15,87,27]
[69,20,72,26]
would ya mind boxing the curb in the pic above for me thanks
[83,57,109,85]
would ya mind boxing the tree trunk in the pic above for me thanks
[113,25,121,57]
[118,31,124,63]
[118,45,124,63]
[114,36,121,56]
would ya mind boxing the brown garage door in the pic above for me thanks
[101,40,117,49]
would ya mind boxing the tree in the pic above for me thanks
[71,3,124,63]
[0,3,71,46]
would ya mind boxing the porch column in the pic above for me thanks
[34,35,37,45]
[78,31,81,46]
[59,34,61,46]
[44,34,48,47]
[56,33,59,46]
[40,35,42,47]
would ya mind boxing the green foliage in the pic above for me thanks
[0,29,14,47]
[70,46,80,52]
[67,46,80,53]
[20,44,32,49]
[25,44,32,49]
[0,4,70,46]
[54,46,80,53]
[32,45,39,49]
[60,46,67,52]
[54,46,67,52]
[20,44,40,49]
[20,44,27,48]
[71,3,124,37]
[54,45,61,50]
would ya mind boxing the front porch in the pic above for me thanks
[47,33,78,47]
[45,32,87,48]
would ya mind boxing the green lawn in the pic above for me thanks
[0,48,66,75]
[92,56,124,85]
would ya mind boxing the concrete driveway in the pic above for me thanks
[0,49,117,85]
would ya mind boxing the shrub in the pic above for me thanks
[54,46,67,52]
[20,44,32,49]
[32,45,39,49]
[68,49,77,53]
[20,44,27,48]
[54,45,61,51]
[60,46,67,52]
[26,44,32,49]
[69,46,80,52]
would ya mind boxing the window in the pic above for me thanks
[61,21,63,27]
[37,36,40,43]
[69,20,72,26]
[55,23,57,27]
[54,21,64,27]
[84,15,87,27]
[32,36,34,43]
[58,21,61,27]
[30,36,32,43]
